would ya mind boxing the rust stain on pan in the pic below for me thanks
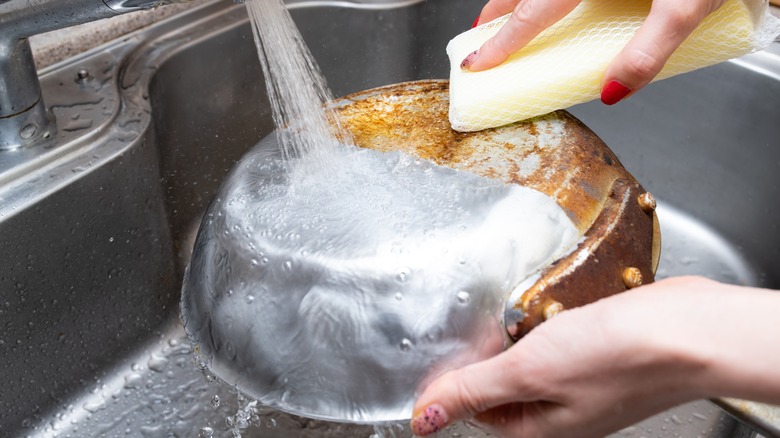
[331,80,625,232]
[327,80,658,339]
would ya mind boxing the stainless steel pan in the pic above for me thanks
[180,80,660,423]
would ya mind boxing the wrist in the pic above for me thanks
[599,284,710,405]
[605,277,780,405]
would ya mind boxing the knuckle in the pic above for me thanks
[622,48,663,82]
[509,0,546,34]
[481,37,512,60]
[503,353,539,394]
[453,372,491,415]
[664,7,699,30]
[513,0,536,17]
[655,2,707,33]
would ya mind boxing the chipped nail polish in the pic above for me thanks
[460,50,479,70]
[411,404,449,436]
[471,15,481,28]
[601,80,631,105]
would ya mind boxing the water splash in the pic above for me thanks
[245,0,348,165]
[226,394,260,437]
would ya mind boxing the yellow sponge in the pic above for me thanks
[447,0,780,132]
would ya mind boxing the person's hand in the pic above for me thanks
[463,0,727,104]
[409,276,780,437]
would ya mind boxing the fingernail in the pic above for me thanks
[601,80,632,105]
[411,404,449,436]
[461,50,479,70]
[471,15,481,28]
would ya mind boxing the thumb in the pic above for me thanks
[600,1,722,104]
[410,350,536,436]
[465,0,581,71]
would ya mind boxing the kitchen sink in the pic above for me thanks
[1,1,778,436]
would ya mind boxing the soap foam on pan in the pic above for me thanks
[447,0,780,132]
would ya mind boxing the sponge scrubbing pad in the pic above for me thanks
[447,0,780,132]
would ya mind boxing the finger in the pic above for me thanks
[600,0,723,104]
[409,350,540,436]
[477,0,521,25]
[475,401,570,438]
[473,403,528,437]
[466,0,582,71]
[476,400,634,438]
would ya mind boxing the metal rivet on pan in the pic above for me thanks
[622,267,644,289]
[638,192,657,213]
[543,301,564,320]
[77,69,90,82]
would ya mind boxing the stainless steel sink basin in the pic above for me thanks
[1,1,778,436]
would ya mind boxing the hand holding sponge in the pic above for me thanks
[447,0,780,132]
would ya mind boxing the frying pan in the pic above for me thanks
[180,80,660,423]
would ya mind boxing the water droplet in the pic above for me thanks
[456,291,471,304]
[400,338,413,351]
[82,399,106,413]
[123,373,142,389]
[250,259,259,267]
[396,267,411,282]
[225,341,236,360]
[147,354,168,373]
[265,418,277,428]
[425,328,443,343]
[210,395,221,408]
[245,295,255,304]
[199,426,214,437]
[394,292,403,301]
[283,260,293,271]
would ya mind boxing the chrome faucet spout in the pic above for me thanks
[104,0,190,14]
[0,0,193,150]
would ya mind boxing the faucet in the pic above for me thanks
[0,0,191,150]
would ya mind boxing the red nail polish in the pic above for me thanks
[601,80,631,105]
[461,50,478,70]
[472,15,481,28]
